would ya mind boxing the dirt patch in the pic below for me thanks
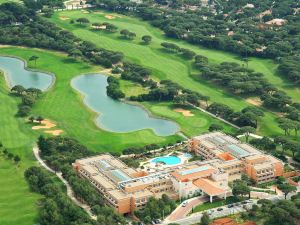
[32,119,56,130]
[45,130,64,136]
[81,10,89,14]
[59,16,70,20]
[246,97,262,107]
[174,108,194,117]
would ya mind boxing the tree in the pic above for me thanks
[18,105,31,117]
[142,35,152,44]
[11,85,26,96]
[14,155,21,164]
[278,184,297,199]
[29,116,35,123]
[36,116,44,124]
[29,55,39,66]
[68,49,82,59]
[174,94,187,105]
[200,212,210,225]
[209,124,223,132]
[120,29,129,38]
[26,88,42,97]
[232,179,251,198]
[76,17,89,25]
[237,126,256,142]
[7,152,14,160]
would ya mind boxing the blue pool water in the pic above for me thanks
[151,156,181,165]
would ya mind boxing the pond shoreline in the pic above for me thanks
[71,73,180,136]
[0,55,56,91]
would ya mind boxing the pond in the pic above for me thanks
[0,56,54,91]
[71,74,180,136]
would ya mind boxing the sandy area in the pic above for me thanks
[105,15,115,19]
[246,97,263,107]
[45,130,64,136]
[32,119,64,136]
[59,16,70,20]
[91,25,106,30]
[174,108,194,117]
[32,119,56,130]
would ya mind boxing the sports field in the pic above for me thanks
[50,10,300,138]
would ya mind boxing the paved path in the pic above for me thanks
[165,196,208,223]
[33,146,97,220]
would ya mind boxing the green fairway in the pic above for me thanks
[49,10,299,138]
[0,74,40,225]
[0,0,20,4]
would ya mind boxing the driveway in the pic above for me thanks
[165,196,208,223]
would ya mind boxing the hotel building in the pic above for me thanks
[189,132,284,183]
[73,132,283,214]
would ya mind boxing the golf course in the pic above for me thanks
[49,9,300,138]
[0,5,299,225]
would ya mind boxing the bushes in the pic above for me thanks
[106,76,125,100]
[11,85,42,117]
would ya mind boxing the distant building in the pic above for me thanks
[73,132,284,214]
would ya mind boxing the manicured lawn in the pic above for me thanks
[0,157,40,225]
[142,102,236,137]
[49,10,299,139]
[0,75,40,225]
[193,197,239,213]
[0,0,20,4]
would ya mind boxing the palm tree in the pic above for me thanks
[29,55,39,66]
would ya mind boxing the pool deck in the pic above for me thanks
[140,152,192,173]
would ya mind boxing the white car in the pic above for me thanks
[182,201,188,207]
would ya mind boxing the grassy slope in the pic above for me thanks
[0,75,40,225]
[50,10,300,138]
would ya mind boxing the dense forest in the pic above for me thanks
[90,0,300,85]
[0,2,123,68]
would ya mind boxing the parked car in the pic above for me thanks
[217,207,223,211]
[227,204,234,208]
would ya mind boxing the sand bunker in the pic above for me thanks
[32,119,64,136]
[32,119,56,130]
[174,108,194,117]
[246,97,262,107]
[44,130,64,136]
[59,16,70,20]
[105,15,115,19]
[91,25,106,30]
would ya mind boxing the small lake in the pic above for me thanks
[71,74,180,136]
[0,56,54,91]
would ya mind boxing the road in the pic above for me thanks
[32,146,97,220]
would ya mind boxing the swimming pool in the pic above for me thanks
[151,156,181,165]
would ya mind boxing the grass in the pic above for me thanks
[0,0,20,4]
[0,74,41,225]
[192,196,240,213]
[49,10,300,139]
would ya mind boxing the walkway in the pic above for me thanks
[32,146,97,220]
